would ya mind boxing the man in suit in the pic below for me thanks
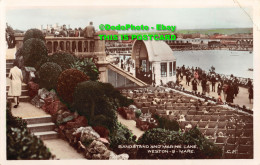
[84,21,95,38]
[83,22,96,52]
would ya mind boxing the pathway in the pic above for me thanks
[43,139,85,159]
[117,114,144,138]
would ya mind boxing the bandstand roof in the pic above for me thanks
[132,40,176,62]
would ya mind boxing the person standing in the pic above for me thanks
[222,81,228,101]
[186,73,191,86]
[217,82,222,96]
[194,70,199,84]
[211,75,216,92]
[248,85,253,104]
[201,78,207,95]
[8,60,23,108]
[192,79,197,93]
[206,80,210,96]
[75,28,79,37]
[233,82,239,97]
[83,21,96,38]
[226,82,234,103]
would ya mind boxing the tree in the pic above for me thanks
[72,81,131,132]
[39,62,62,90]
[57,69,89,104]
[23,28,45,42]
[21,38,48,69]
[48,52,75,71]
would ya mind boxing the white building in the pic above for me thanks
[132,40,176,85]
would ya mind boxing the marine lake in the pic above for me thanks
[174,50,253,79]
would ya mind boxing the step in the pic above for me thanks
[6,63,13,68]
[6,85,28,90]
[7,96,30,102]
[34,131,59,140]
[6,59,15,63]
[6,89,28,96]
[27,122,55,133]
[24,116,53,124]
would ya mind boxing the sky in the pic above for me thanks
[6,7,253,31]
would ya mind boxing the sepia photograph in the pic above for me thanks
[1,0,260,164]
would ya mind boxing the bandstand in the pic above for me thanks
[132,40,177,85]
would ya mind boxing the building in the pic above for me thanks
[131,40,177,85]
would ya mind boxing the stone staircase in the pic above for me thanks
[6,59,58,140]
[24,115,59,140]
[6,59,30,102]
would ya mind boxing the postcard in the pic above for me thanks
[1,0,259,164]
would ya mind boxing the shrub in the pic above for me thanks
[71,58,99,81]
[72,81,103,118]
[6,102,53,160]
[15,48,23,58]
[137,128,178,145]
[72,81,118,132]
[109,122,136,158]
[7,127,53,160]
[21,38,48,69]
[154,114,180,131]
[182,127,222,159]
[117,107,127,119]
[6,102,27,129]
[92,98,118,132]
[48,52,75,71]
[39,62,62,90]
[99,82,133,107]
[23,28,45,42]
[57,69,89,104]
[136,127,222,159]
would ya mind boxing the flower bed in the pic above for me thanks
[29,85,130,160]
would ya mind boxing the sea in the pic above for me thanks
[174,50,253,79]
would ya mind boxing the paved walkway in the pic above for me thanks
[43,139,85,159]
[117,114,144,138]
[11,102,49,118]
[10,102,85,159]
[178,76,253,110]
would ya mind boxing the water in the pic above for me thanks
[174,50,253,79]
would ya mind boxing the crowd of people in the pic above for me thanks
[175,65,253,105]
[44,22,96,38]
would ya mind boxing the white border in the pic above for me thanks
[1,0,259,165]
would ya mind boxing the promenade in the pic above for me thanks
[178,76,253,110]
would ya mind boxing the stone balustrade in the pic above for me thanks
[14,34,104,57]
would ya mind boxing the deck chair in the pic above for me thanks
[207,122,217,129]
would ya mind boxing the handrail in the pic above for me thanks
[107,63,147,87]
